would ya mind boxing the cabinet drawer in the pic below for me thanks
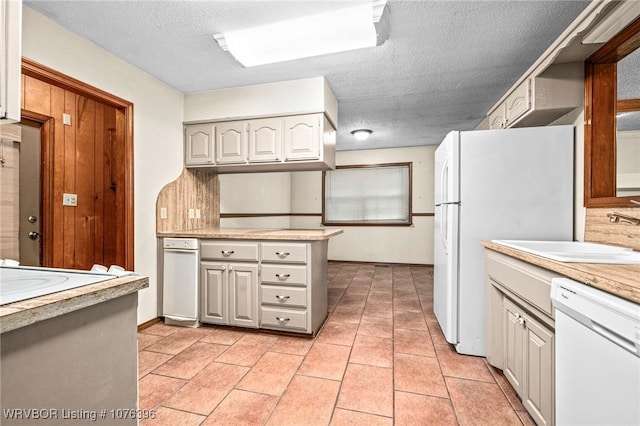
[261,285,307,308]
[261,243,307,263]
[261,307,307,331]
[201,241,259,261]
[261,264,307,286]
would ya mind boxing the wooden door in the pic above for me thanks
[21,60,134,271]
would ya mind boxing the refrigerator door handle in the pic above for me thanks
[439,204,448,255]
[440,157,449,203]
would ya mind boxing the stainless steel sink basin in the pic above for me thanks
[491,240,640,264]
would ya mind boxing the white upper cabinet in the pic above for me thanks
[185,112,335,173]
[184,123,214,166]
[215,121,247,164]
[0,0,22,123]
[248,117,281,163]
[284,114,321,161]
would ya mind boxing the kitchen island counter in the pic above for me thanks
[482,240,640,304]
[0,270,148,333]
[158,227,343,240]
[1,269,147,424]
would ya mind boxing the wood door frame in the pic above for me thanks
[21,58,135,270]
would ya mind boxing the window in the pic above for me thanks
[322,162,412,226]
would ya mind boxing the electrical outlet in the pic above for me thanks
[63,193,77,206]
[188,208,195,219]
[195,209,201,219]
[160,207,167,219]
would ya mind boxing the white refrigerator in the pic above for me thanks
[433,125,574,356]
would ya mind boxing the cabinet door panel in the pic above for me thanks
[229,264,258,327]
[248,118,281,162]
[502,297,525,396]
[185,124,214,166]
[504,79,531,125]
[524,315,554,426]
[216,122,246,164]
[200,262,227,324]
[284,114,321,161]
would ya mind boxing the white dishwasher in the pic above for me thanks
[163,238,199,327]
[551,277,640,426]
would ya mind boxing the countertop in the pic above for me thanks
[482,241,640,304]
[0,274,148,333]
[158,227,344,241]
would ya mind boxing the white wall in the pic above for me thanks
[22,8,185,324]
[291,146,436,264]
[219,172,292,228]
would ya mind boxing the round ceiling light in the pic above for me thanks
[351,129,372,141]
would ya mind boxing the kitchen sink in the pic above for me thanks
[491,240,640,264]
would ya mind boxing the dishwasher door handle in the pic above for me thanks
[165,248,198,254]
[592,321,638,355]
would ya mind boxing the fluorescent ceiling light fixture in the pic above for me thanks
[214,1,389,67]
[351,129,373,141]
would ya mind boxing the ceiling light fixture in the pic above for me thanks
[351,129,373,141]
[214,1,389,67]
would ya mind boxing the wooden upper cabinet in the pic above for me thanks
[284,114,322,161]
[185,123,214,166]
[248,118,281,163]
[215,121,247,164]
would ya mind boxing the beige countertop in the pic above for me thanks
[158,227,344,241]
[482,241,640,304]
[0,274,148,334]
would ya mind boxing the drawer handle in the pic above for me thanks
[275,251,290,258]
[221,250,235,256]
[276,316,290,324]
[275,273,290,280]
[276,295,290,302]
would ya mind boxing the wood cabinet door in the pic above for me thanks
[185,124,214,166]
[200,262,227,324]
[502,297,525,396]
[216,121,246,164]
[229,263,259,328]
[283,114,321,161]
[248,118,281,163]
[523,315,554,426]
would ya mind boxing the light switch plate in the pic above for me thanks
[195,209,201,219]
[188,208,195,219]
[63,193,77,206]
[160,207,167,219]
[63,113,72,126]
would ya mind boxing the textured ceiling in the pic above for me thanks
[24,0,591,150]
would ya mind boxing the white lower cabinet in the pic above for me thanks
[199,239,329,335]
[485,250,557,426]
[200,261,258,328]
[259,241,328,335]
[200,241,259,328]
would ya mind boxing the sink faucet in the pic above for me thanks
[607,212,640,226]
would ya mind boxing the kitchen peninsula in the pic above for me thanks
[158,227,342,335]
[0,271,148,425]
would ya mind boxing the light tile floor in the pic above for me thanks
[138,262,534,425]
